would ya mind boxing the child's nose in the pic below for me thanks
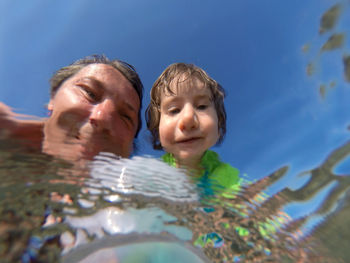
[89,99,115,133]
[178,105,199,131]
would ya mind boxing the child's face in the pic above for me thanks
[159,75,219,166]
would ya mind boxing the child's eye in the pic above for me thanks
[197,104,208,110]
[168,108,180,115]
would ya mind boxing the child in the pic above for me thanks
[146,63,240,195]
[145,64,281,254]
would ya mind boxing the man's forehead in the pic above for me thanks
[75,64,124,80]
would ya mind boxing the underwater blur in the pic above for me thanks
[1,140,350,262]
[1,1,350,262]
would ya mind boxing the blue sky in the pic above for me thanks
[1,0,349,185]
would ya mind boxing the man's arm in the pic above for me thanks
[0,102,45,150]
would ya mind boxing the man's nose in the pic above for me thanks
[89,99,115,132]
[178,105,199,131]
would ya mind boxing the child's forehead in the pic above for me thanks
[163,74,211,96]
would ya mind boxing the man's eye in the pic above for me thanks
[85,90,98,100]
[79,86,99,101]
[122,114,132,121]
[121,113,135,127]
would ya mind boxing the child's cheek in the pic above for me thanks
[159,118,174,146]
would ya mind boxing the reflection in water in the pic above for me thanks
[281,141,350,212]
[179,140,350,262]
[0,139,349,262]
[0,144,77,262]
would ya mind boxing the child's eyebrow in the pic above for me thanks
[161,95,181,105]
[161,92,212,102]
[160,94,213,109]
[195,94,212,100]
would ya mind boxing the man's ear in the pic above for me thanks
[47,100,54,111]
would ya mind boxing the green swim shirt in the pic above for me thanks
[162,150,241,197]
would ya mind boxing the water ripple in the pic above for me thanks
[88,153,199,202]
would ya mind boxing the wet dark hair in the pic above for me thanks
[145,62,226,150]
[50,54,144,138]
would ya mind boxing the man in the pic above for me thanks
[0,55,143,161]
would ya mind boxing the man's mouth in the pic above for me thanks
[73,132,107,153]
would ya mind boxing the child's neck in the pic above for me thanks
[175,155,203,174]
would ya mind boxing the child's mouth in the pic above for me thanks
[177,137,201,144]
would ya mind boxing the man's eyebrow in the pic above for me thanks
[76,77,138,112]
[75,77,104,89]
[122,101,138,114]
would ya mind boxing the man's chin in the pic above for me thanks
[43,137,129,161]
[43,142,96,162]
[81,146,130,160]
[79,144,106,160]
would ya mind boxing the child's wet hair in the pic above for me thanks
[145,63,226,150]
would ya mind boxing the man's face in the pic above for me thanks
[43,63,140,161]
